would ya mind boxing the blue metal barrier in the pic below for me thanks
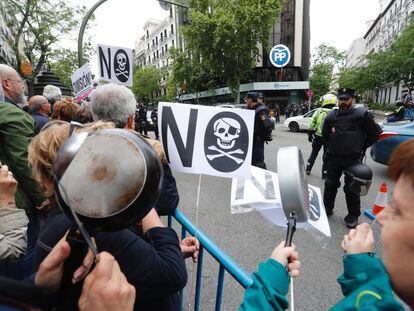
[168,209,253,310]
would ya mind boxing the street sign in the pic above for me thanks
[269,44,291,68]
[71,63,94,102]
[306,89,314,98]
[96,44,133,87]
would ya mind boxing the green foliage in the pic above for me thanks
[309,44,346,98]
[49,43,94,90]
[173,0,284,100]
[132,66,164,103]
[367,102,395,112]
[338,19,414,94]
[0,0,87,95]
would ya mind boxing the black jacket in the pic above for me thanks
[34,209,187,311]
[322,107,382,158]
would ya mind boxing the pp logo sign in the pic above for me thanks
[269,44,291,68]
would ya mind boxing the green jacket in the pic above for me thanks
[309,108,331,137]
[239,254,403,310]
[0,100,45,213]
[239,259,289,311]
[332,253,403,310]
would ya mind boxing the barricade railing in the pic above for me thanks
[168,210,253,311]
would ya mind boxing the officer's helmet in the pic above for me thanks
[345,163,373,196]
[321,94,338,108]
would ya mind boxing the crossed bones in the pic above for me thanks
[206,145,244,164]
[115,68,129,79]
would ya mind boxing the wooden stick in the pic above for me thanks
[290,276,295,311]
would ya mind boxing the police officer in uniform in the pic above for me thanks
[322,88,382,228]
[245,91,273,169]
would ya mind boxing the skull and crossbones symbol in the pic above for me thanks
[115,53,129,79]
[206,118,245,164]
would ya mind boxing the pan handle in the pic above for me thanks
[60,226,90,310]
[284,214,297,247]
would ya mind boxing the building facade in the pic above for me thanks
[346,37,366,68]
[362,0,414,104]
[0,10,16,66]
[134,7,184,99]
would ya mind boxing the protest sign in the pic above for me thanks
[231,166,331,237]
[159,102,255,179]
[96,44,133,87]
[71,63,94,102]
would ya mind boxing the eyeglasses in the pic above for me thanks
[5,78,24,85]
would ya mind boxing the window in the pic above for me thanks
[146,30,149,39]
[156,50,159,59]
[172,39,174,47]
[170,7,173,18]
[156,36,158,45]
[164,29,167,38]
[171,25,174,34]
[165,44,168,52]
[147,43,150,50]
[160,33,163,41]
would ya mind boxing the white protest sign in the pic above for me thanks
[96,44,133,87]
[71,63,94,102]
[159,102,255,179]
[231,166,331,237]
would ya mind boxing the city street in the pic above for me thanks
[169,116,391,310]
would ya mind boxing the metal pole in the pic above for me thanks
[77,0,108,67]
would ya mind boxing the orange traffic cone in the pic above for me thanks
[372,182,388,215]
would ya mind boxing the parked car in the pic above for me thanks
[284,108,319,132]
[370,120,414,165]
[215,103,275,129]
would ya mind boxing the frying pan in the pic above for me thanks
[53,128,164,310]
[53,128,164,232]
[277,146,310,246]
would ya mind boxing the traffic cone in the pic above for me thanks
[372,182,388,215]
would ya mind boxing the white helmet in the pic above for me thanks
[321,94,338,108]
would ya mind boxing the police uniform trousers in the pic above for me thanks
[323,155,361,217]
[306,135,326,175]
[252,136,266,169]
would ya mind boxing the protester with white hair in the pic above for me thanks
[91,83,179,216]
[42,85,62,105]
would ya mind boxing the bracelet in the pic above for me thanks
[0,201,16,208]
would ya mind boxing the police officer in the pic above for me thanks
[245,91,273,169]
[151,106,159,140]
[306,94,337,178]
[322,88,382,228]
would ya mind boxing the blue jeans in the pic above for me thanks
[0,212,40,280]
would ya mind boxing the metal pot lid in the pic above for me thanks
[277,146,310,223]
[58,132,147,218]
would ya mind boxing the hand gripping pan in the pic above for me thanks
[277,146,310,246]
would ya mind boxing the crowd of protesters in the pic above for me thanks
[0,62,413,311]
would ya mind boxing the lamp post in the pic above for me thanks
[77,0,189,67]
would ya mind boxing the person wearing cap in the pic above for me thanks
[245,91,273,169]
[322,87,382,228]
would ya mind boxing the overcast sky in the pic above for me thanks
[68,0,381,71]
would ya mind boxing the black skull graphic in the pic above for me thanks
[114,49,130,83]
[204,112,249,172]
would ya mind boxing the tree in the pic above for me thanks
[132,66,164,103]
[309,44,346,98]
[338,19,414,98]
[176,0,284,101]
[0,0,87,95]
[49,43,94,90]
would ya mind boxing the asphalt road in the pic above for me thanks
[162,116,392,311]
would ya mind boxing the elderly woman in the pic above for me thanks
[240,139,414,310]
[28,121,188,311]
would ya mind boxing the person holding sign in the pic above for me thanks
[245,92,273,169]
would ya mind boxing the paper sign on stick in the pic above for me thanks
[71,63,94,102]
[96,44,133,87]
[159,102,255,179]
[231,166,331,237]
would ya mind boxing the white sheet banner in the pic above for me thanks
[159,102,255,179]
[96,44,133,87]
[231,166,331,237]
[71,63,94,102]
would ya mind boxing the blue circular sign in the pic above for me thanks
[269,44,291,68]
